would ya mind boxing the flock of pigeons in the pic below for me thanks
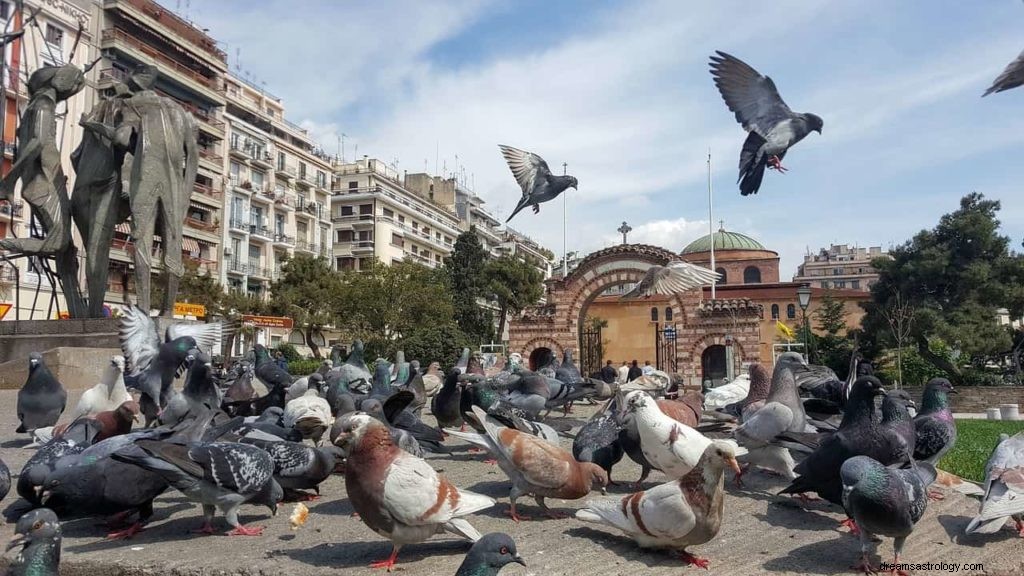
[2,309,1023,575]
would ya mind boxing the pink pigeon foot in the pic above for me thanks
[105,510,133,528]
[927,489,945,501]
[468,447,484,454]
[840,518,861,536]
[295,492,320,502]
[106,522,145,540]
[677,551,710,570]
[192,522,217,535]
[482,458,498,465]
[369,548,400,571]
[505,506,531,523]
[733,463,751,488]
[768,155,789,172]
[227,524,264,536]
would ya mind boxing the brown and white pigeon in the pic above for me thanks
[576,440,741,570]
[333,413,494,572]
[447,406,608,522]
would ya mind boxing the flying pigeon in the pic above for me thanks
[16,352,67,434]
[709,51,823,195]
[447,407,607,521]
[966,432,1024,537]
[6,508,62,576]
[576,440,741,570]
[498,145,577,223]
[71,356,132,420]
[112,440,282,536]
[840,457,936,574]
[984,48,1024,96]
[456,532,526,576]
[621,261,721,299]
[333,412,495,571]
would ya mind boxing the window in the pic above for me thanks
[787,304,796,319]
[715,267,727,284]
[665,307,673,321]
[337,230,353,242]
[383,208,393,218]
[357,231,371,242]
[299,162,307,180]
[391,233,403,248]
[650,307,659,322]
[851,280,860,290]
[317,170,327,188]
[45,25,63,48]
[277,152,286,171]
[743,266,761,284]
[340,206,353,216]
[359,204,372,215]
[836,281,847,288]
[821,280,830,289]
[771,304,779,319]
[229,162,242,185]
[348,181,358,190]
[337,257,355,271]
[251,171,265,191]
[833,267,843,276]
[398,215,405,224]
[275,214,285,236]
[0,2,10,21]
[250,207,263,228]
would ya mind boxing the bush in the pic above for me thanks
[277,343,302,362]
[288,358,321,376]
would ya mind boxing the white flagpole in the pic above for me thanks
[708,148,715,299]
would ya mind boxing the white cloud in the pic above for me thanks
[600,217,710,253]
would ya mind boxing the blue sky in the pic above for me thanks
[190,0,1024,275]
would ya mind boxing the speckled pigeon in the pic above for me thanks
[6,508,62,576]
[499,145,577,222]
[709,51,823,195]
[16,352,67,434]
[840,457,935,574]
[456,532,525,576]
[112,439,282,536]
[18,418,102,505]
[966,432,1024,536]
[0,456,9,502]
[237,436,345,501]
[573,410,625,484]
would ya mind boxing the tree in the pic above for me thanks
[151,259,225,316]
[268,253,343,359]
[445,229,493,344]
[813,289,855,378]
[862,193,1024,385]
[877,288,915,388]
[483,255,544,341]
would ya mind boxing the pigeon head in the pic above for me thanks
[704,440,742,475]
[775,352,808,369]
[254,478,283,517]
[621,390,651,414]
[110,355,126,371]
[583,462,609,495]
[849,376,886,399]
[463,533,526,572]
[805,113,824,134]
[28,352,43,370]
[331,412,378,451]
[567,176,578,189]
[921,377,956,412]
[840,455,879,494]
[886,389,916,410]
[7,508,60,553]
[116,400,141,423]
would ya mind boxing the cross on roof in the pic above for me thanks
[617,221,632,245]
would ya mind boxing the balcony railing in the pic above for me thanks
[198,147,222,163]
[185,255,218,274]
[273,233,295,246]
[295,239,314,252]
[249,225,273,239]
[0,265,17,282]
[229,217,247,231]
[192,182,221,199]
[227,259,248,274]
[0,200,24,218]
[111,0,228,62]
[101,28,224,93]
[332,185,461,234]
[184,216,216,232]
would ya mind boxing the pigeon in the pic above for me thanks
[119,305,221,421]
[391,350,410,384]
[554,349,585,386]
[179,351,222,418]
[966,431,1024,537]
[0,456,8,502]
[433,369,466,430]
[237,436,345,501]
[253,343,293,390]
[397,365,427,416]
[913,378,957,466]
[333,412,495,571]
[112,440,282,536]
[733,361,808,483]
[721,363,770,419]
[618,408,656,488]
[16,352,67,434]
[573,410,625,484]
[455,347,472,374]
[92,400,141,442]
[984,48,1024,96]
[283,389,333,445]
[620,390,743,480]
[361,398,424,457]
[498,145,577,222]
[576,440,741,570]
[5,508,62,576]
[285,376,311,403]
[447,406,608,521]
[709,51,823,195]
[223,362,256,404]
[840,457,936,574]
[422,361,443,396]
[456,532,526,576]
[382,390,446,452]
[18,418,102,504]
[70,356,131,420]
[620,261,721,299]
[332,340,372,393]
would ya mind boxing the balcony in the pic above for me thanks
[251,151,273,170]
[295,174,314,189]
[351,241,375,254]
[273,233,295,247]
[0,265,17,283]
[226,259,248,276]
[229,143,250,161]
[198,147,222,171]
[184,216,217,233]
[192,182,222,201]
[103,0,228,64]
[276,164,296,180]
[0,200,24,219]
[249,187,272,204]
[229,217,248,234]
[249,225,273,241]
[295,239,315,254]
[274,193,295,210]
[247,262,270,279]
[332,184,461,236]
[184,255,218,275]
[100,28,225,102]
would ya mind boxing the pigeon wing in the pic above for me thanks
[710,51,794,138]
[381,451,470,525]
[188,442,273,495]
[499,145,551,197]
[976,434,1024,521]
[119,305,161,376]
[622,261,720,298]
[984,49,1024,96]
[167,322,223,355]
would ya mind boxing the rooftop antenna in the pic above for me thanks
[434,141,439,176]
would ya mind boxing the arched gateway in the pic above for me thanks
[508,244,763,387]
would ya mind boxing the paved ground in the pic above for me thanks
[0,389,1021,576]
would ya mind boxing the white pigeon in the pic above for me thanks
[620,261,721,299]
[576,440,741,570]
[621,390,744,479]
[703,373,750,410]
[966,432,1024,536]
[284,389,333,445]
[70,356,132,420]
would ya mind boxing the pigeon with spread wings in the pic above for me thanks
[984,47,1024,96]
[499,145,577,223]
[621,261,720,299]
[709,51,823,196]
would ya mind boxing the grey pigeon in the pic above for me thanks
[709,51,823,195]
[913,378,957,466]
[840,456,935,574]
[432,369,466,430]
[499,145,577,223]
[392,350,409,384]
[16,352,67,434]
[397,362,427,416]
[733,360,805,483]
[573,410,624,484]
[966,432,1024,536]
[253,343,293,390]
[984,48,1024,96]
[6,508,62,576]
[223,362,256,403]
[456,532,525,576]
[112,440,282,536]
[332,340,372,394]
[18,419,102,504]
[237,436,345,501]
[0,455,9,502]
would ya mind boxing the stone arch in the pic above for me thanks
[519,336,564,359]
[690,332,749,382]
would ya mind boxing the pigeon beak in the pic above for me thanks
[39,489,52,505]
[727,457,742,476]
[5,534,26,553]
[948,387,958,395]
[513,555,526,566]
[133,414,141,423]
[600,486,607,495]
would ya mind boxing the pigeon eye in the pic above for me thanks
[499,546,509,555]
[32,520,43,530]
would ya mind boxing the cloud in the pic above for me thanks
[600,217,710,252]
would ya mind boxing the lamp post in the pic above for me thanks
[796,283,812,362]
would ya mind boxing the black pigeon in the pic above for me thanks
[840,457,936,573]
[6,508,62,576]
[432,368,465,430]
[18,419,102,505]
[984,48,1024,96]
[456,532,525,576]
[573,411,624,485]
[112,440,282,536]
[383,390,446,452]
[499,145,577,223]
[709,51,823,195]
[253,343,293,390]
[223,362,256,404]
[237,436,344,501]
[913,378,957,465]
[16,352,67,434]
[397,360,427,416]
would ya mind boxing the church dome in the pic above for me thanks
[681,228,766,254]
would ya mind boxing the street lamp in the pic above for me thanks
[796,283,812,361]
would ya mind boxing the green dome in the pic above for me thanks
[681,228,766,254]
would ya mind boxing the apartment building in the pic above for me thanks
[792,244,889,292]
[220,74,332,300]
[0,0,99,320]
[331,158,461,271]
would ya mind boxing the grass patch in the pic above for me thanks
[939,419,1024,482]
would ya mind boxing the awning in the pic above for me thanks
[195,238,217,248]
[189,200,211,212]
[115,223,132,235]
[181,237,200,253]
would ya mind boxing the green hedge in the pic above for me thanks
[288,358,321,376]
